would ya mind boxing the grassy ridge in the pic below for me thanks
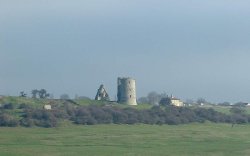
[3,96,250,113]
[0,96,153,111]
[0,123,250,156]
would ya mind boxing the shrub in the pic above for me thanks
[19,103,31,109]
[20,118,34,127]
[0,113,19,127]
[230,107,246,114]
[17,103,250,127]
[74,107,97,125]
[22,109,59,127]
[3,103,14,109]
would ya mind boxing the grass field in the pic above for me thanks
[1,96,250,156]
[0,123,250,156]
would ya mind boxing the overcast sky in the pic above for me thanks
[1,0,250,103]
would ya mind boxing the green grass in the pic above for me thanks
[0,96,153,110]
[0,96,54,108]
[3,96,250,114]
[0,123,250,156]
[201,105,250,115]
[1,96,250,156]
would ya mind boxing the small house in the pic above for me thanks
[43,104,52,110]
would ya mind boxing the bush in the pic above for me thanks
[73,107,97,125]
[19,103,31,109]
[231,114,248,124]
[22,109,59,127]
[230,107,246,114]
[89,106,113,124]
[105,107,128,124]
[3,103,14,109]
[70,105,237,125]
[16,103,250,127]
[0,113,19,127]
[20,118,34,127]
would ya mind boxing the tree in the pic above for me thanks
[147,92,161,105]
[20,91,27,97]
[38,89,50,99]
[234,102,247,107]
[31,89,39,98]
[38,89,46,98]
[230,107,246,114]
[159,97,171,106]
[197,98,206,105]
[45,93,50,99]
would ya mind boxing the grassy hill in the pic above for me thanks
[3,96,250,113]
[0,96,153,125]
[0,96,152,108]
[1,96,250,155]
[1,96,250,127]
[2,96,250,115]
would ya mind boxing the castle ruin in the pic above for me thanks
[95,84,110,101]
[117,77,137,105]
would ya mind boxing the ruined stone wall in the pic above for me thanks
[95,84,110,101]
[117,77,137,105]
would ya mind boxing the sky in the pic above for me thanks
[1,0,250,103]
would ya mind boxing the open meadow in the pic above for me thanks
[0,123,250,156]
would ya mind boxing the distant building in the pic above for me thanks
[95,84,110,101]
[117,77,137,105]
[44,104,52,110]
[170,96,184,107]
[160,95,184,107]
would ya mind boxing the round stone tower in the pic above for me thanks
[117,77,137,105]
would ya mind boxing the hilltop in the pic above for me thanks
[0,96,153,109]
[1,96,250,128]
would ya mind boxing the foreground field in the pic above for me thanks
[0,123,250,156]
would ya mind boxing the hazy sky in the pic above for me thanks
[1,0,250,103]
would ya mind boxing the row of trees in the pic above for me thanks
[20,89,51,99]
[70,105,250,125]
[31,89,50,99]
[138,92,248,106]
[137,92,167,105]
[20,91,91,100]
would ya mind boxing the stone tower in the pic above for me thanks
[117,77,137,105]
